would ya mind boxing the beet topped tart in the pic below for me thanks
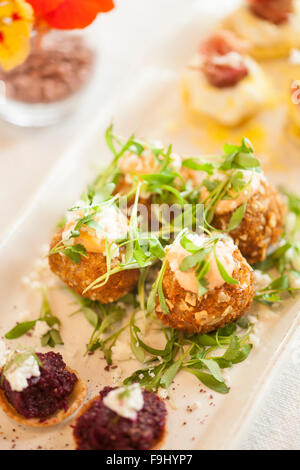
[0,349,86,427]
[73,384,167,450]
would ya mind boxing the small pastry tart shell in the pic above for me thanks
[0,367,87,427]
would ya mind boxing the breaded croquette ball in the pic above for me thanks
[155,233,254,334]
[208,171,286,264]
[49,204,139,303]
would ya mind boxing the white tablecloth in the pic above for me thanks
[0,0,298,450]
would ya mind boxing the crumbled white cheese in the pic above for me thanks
[254,270,272,290]
[249,333,260,349]
[286,245,300,272]
[157,388,169,399]
[94,206,128,244]
[33,257,49,275]
[21,243,57,292]
[111,338,135,361]
[248,314,258,324]
[103,383,144,420]
[212,51,244,68]
[32,321,51,338]
[21,277,42,290]
[109,365,123,385]
[5,355,40,392]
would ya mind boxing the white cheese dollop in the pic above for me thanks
[212,51,245,68]
[32,321,51,338]
[103,383,144,420]
[5,354,40,392]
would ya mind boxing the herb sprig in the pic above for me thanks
[5,288,63,348]
[124,318,251,394]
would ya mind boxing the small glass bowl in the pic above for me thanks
[0,30,95,127]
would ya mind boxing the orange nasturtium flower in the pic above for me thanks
[28,0,115,30]
[0,0,34,71]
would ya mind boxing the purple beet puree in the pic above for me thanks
[73,386,167,450]
[1,352,77,420]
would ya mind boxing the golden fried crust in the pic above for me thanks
[0,367,87,428]
[156,249,254,334]
[49,230,139,303]
[212,181,286,265]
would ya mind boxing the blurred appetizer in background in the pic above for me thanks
[289,79,300,135]
[224,0,300,60]
[73,384,167,450]
[0,345,86,426]
[182,30,270,126]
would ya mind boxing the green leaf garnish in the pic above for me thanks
[5,321,37,340]
[227,200,247,231]
[215,255,239,285]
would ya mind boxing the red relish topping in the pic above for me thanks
[73,386,167,450]
[1,352,77,420]
[202,61,249,88]
[248,0,293,25]
[199,31,249,88]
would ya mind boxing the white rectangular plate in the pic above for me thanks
[0,1,299,450]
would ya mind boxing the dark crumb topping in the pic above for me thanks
[1,352,77,420]
[73,386,167,450]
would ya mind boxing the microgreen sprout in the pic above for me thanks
[5,288,63,348]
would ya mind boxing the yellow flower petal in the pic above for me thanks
[0,0,33,71]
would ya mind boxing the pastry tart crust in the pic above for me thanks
[0,367,87,427]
